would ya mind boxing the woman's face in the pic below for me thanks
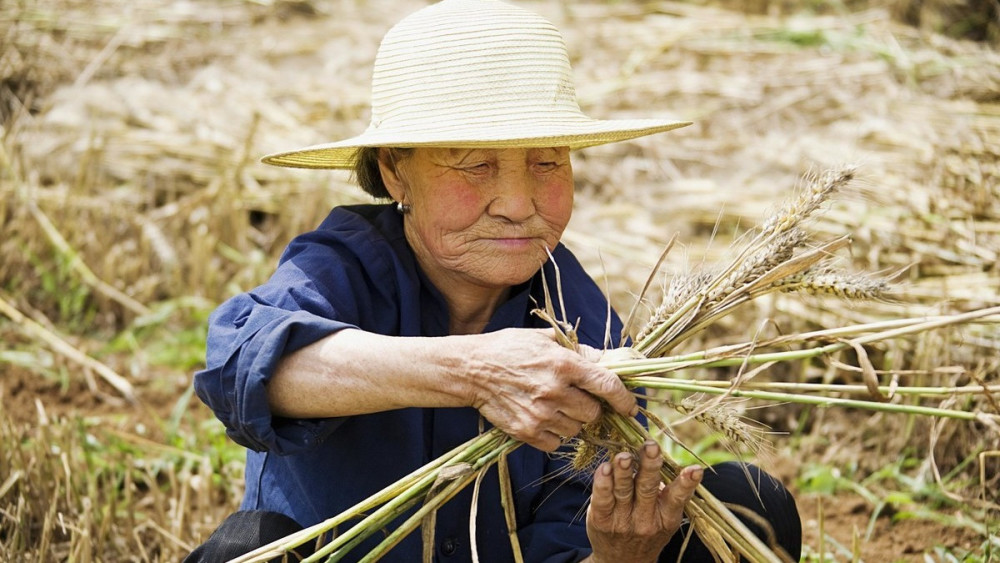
[381,147,574,293]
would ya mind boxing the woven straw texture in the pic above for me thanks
[262,0,690,169]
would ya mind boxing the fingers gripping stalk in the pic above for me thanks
[466,328,637,452]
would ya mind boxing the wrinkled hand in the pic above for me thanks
[586,441,702,563]
[465,328,637,452]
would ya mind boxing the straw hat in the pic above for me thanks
[262,0,691,169]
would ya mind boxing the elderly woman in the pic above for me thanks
[189,1,801,561]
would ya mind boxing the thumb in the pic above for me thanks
[598,347,646,364]
[577,343,604,363]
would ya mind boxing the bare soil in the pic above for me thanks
[797,492,986,561]
[2,0,998,560]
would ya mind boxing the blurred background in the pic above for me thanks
[1,0,998,560]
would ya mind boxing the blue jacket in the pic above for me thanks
[194,204,625,562]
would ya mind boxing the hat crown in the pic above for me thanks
[260,0,691,170]
[369,0,584,132]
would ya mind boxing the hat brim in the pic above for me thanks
[261,119,692,169]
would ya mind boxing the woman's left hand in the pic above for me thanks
[584,440,702,563]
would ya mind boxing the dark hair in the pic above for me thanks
[352,147,413,199]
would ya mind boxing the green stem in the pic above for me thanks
[626,379,991,421]
[847,305,1000,346]
[498,453,525,563]
[234,430,506,563]
[305,430,509,562]
[604,413,783,563]
[609,342,844,376]
[632,378,1000,396]
[609,306,1000,378]
[353,438,521,563]
[619,308,1000,374]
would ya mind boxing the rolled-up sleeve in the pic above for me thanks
[195,296,356,453]
[193,211,401,455]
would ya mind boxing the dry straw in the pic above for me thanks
[3,0,998,559]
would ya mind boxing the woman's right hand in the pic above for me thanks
[460,328,638,451]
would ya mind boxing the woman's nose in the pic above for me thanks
[487,171,536,222]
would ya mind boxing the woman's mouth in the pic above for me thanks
[488,237,540,251]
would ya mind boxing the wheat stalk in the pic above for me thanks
[634,165,858,358]
[231,430,520,563]
[664,396,774,458]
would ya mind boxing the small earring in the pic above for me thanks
[396,202,411,215]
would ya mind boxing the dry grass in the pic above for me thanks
[1,0,998,560]
[0,391,244,561]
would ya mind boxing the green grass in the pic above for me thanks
[797,456,1000,561]
[0,372,243,560]
[103,297,213,372]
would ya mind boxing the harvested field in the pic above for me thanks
[1,0,998,560]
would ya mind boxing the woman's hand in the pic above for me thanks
[585,441,702,563]
[462,328,637,452]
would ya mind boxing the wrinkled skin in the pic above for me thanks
[379,146,575,299]
[586,442,703,563]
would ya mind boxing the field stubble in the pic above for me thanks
[1,0,998,560]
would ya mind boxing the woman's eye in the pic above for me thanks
[464,163,491,173]
[535,162,558,172]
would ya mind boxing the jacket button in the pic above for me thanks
[441,538,458,556]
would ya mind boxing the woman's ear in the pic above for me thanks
[377,148,407,203]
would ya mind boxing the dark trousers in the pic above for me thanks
[660,461,801,562]
[185,461,801,562]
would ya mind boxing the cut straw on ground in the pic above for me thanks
[3,0,998,559]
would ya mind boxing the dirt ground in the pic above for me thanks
[797,493,986,561]
[3,0,998,560]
